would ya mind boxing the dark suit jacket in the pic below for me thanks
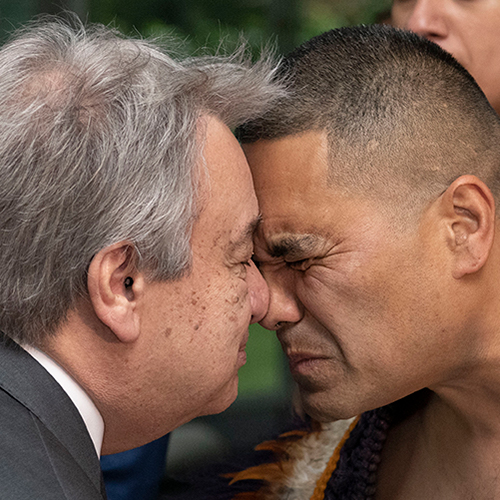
[0,338,107,499]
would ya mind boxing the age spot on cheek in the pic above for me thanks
[163,327,172,338]
[231,295,240,304]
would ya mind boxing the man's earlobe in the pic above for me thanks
[87,241,143,343]
[443,175,495,279]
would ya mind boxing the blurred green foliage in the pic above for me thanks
[238,324,287,395]
[87,0,392,55]
[0,0,392,52]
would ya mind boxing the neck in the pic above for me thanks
[377,360,500,500]
[41,307,186,455]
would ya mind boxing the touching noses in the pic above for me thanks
[258,270,303,331]
[247,260,269,324]
[397,0,448,41]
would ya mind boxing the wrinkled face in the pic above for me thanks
[138,117,269,429]
[392,0,500,114]
[244,131,472,421]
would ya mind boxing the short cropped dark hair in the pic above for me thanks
[237,25,500,222]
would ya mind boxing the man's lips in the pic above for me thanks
[237,334,249,366]
[287,352,328,373]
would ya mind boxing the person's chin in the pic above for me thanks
[299,388,360,422]
[203,375,240,416]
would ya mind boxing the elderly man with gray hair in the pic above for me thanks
[0,18,279,499]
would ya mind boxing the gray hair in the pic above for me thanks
[0,18,284,345]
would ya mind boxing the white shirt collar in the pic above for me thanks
[22,344,104,457]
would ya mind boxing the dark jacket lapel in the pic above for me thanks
[0,338,104,494]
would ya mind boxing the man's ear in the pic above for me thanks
[87,241,143,343]
[440,175,495,279]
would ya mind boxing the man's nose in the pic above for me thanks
[403,0,449,40]
[258,270,303,331]
[247,260,269,324]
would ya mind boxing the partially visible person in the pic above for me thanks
[391,0,500,114]
[0,17,281,499]
[221,24,500,499]
[101,435,169,500]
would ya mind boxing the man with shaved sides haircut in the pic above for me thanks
[225,25,500,500]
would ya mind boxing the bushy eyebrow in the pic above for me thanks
[230,215,262,253]
[267,233,324,260]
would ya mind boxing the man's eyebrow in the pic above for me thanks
[267,233,323,260]
[230,215,262,251]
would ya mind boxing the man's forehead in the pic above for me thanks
[243,130,330,190]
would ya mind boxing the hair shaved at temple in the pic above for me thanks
[237,25,500,222]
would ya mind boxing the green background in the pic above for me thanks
[0,0,391,54]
